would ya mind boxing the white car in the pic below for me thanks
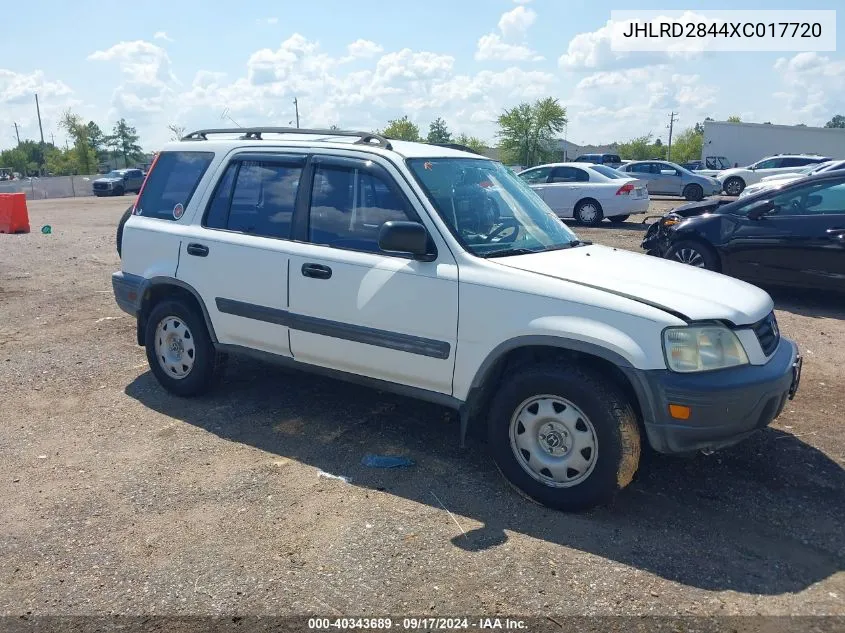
[112,127,801,511]
[738,160,845,199]
[517,162,649,226]
[717,154,831,196]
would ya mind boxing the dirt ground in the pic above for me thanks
[0,196,843,618]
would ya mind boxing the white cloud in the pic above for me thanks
[258,17,279,25]
[153,31,173,42]
[0,68,72,104]
[772,52,845,123]
[498,6,536,40]
[346,39,383,59]
[475,34,543,62]
[513,0,532,4]
[0,69,78,150]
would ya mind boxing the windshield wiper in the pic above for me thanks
[481,247,540,258]
[567,239,592,247]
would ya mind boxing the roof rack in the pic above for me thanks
[181,127,392,150]
[427,142,483,155]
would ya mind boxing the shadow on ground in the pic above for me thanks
[768,287,845,321]
[126,359,844,596]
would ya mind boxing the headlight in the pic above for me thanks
[663,325,749,372]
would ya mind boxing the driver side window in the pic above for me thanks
[520,167,551,184]
[771,180,845,216]
[754,158,780,169]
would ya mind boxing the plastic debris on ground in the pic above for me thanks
[361,454,415,468]
[317,470,351,484]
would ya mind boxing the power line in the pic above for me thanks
[667,111,678,161]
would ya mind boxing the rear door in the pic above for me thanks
[626,162,659,193]
[286,155,458,394]
[176,152,306,356]
[542,166,589,217]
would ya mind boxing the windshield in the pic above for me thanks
[590,164,626,179]
[105,171,124,178]
[407,158,579,257]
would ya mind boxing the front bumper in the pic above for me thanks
[625,338,801,454]
[641,221,670,255]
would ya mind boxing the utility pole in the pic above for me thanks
[293,97,300,128]
[13,122,20,145]
[50,132,55,146]
[35,94,45,145]
[667,111,678,161]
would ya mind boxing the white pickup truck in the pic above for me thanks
[113,128,802,511]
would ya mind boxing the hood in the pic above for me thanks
[494,245,772,325]
[761,173,801,183]
[667,198,727,217]
[95,176,122,183]
[716,167,747,181]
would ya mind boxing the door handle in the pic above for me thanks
[186,243,209,257]
[301,263,332,279]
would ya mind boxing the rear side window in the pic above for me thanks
[136,152,214,221]
[204,159,303,239]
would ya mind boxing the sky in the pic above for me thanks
[1,0,844,152]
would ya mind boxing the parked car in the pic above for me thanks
[112,126,802,511]
[92,169,145,197]
[573,153,623,168]
[716,154,831,196]
[641,170,845,292]
[617,161,721,201]
[738,160,845,199]
[517,162,649,225]
[680,156,731,177]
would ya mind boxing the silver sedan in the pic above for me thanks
[617,160,722,201]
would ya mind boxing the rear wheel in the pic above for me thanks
[667,239,719,271]
[608,214,630,224]
[144,299,226,397]
[574,199,604,226]
[723,177,745,196]
[683,184,704,201]
[487,364,641,511]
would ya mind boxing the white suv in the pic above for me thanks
[113,127,802,511]
[717,154,831,196]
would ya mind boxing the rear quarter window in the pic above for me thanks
[135,151,215,221]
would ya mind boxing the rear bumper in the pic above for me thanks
[112,271,144,316]
[625,339,801,454]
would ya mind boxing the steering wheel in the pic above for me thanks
[483,218,521,243]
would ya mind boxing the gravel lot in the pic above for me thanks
[0,196,843,618]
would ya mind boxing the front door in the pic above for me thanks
[652,164,683,195]
[541,166,589,218]
[723,176,845,289]
[286,155,459,395]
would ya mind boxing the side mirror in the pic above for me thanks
[378,220,432,260]
[747,200,775,220]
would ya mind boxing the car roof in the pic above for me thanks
[158,128,484,161]
[522,162,600,169]
[720,169,845,211]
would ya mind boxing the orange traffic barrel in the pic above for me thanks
[0,192,30,234]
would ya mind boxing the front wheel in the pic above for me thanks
[574,200,604,226]
[683,184,704,201]
[666,239,719,270]
[487,364,641,511]
[144,300,226,397]
[114,186,125,196]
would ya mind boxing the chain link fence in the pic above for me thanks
[0,175,103,200]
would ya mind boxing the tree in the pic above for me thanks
[86,122,108,162]
[824,114,845,128]
[454,133,488,154]
[380,115,421,141]
[617,134,661,161]
[496,97,567,167]
[667,127,704,164]
[44,146,78,176]
[426,117,452,144]
[109,118,143,168]
[59,110,97,174]
[167,124,186,141]
[0,148,29,175]
[727,115,742,123]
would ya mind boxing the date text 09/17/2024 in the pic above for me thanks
[307,617,528,630]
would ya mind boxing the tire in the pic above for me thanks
[608,214,630,224]
[114,186,125,196]
[666,239,719,271]
[144,299,226,397]
[723,177,745,196]
[487,363,641,511]
[573,199,604,226]
[116,206,132,257]
[683,184,704,201]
